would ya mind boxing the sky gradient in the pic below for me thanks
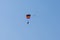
[0,0,60,40]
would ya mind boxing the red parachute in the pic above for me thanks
[26,14,31,24]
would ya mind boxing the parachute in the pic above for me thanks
[26,14,31,24]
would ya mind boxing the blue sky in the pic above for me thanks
[0,0,60,40]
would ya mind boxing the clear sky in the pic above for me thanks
[0,0,60,40]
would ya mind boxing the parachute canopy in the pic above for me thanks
[26,14,31,19]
